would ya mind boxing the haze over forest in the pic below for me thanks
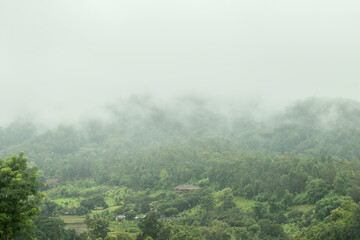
[1,0,360,126]
[2,1,360,240]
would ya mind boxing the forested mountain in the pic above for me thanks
[1,97,360,239]
[3,97,360,176]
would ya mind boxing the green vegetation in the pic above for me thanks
[0,152,44,240]
[58,216,87,234]
[2,98,360,239]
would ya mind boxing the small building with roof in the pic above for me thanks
[173,185,201,194]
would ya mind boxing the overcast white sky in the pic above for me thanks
[1,0,359,125]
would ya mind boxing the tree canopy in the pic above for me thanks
[0,152,44,240]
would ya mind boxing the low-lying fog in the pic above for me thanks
[1,0,359,126]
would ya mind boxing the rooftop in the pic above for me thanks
[173,185,201,191]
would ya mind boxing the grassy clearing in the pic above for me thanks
[288,204,315,213]
[148,189,168,198]
[234,197,256,213]
[65,223,87,234]
[58,215,86,224]
[107,206,121,211]
[53,198,81,208]
[109,220,140,234]
[57,215,87,233]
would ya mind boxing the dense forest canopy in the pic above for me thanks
[2,97,360,169]
[2,0,360,238]
[1,97,360,239]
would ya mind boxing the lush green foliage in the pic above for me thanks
[85,214,110,239]
[3,98,360,239]
[0,152,44,240]
[33,216,80,240]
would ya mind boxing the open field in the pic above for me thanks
[109,220,139,234]
[287,204,315,214]
[57,215,87,233]
[53,198,81,208]
[234,197,256,213]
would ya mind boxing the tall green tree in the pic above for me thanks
[258,219,288,240]
[85,214,109,240]
[137,212,170,240]
[34,216,79,240]
[0,152,44,240]
[306,179,329,203]
[306,200,360,240]
[201,220,231,240]
[218,188,236,210]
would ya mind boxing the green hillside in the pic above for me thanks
[2,98,360,239]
